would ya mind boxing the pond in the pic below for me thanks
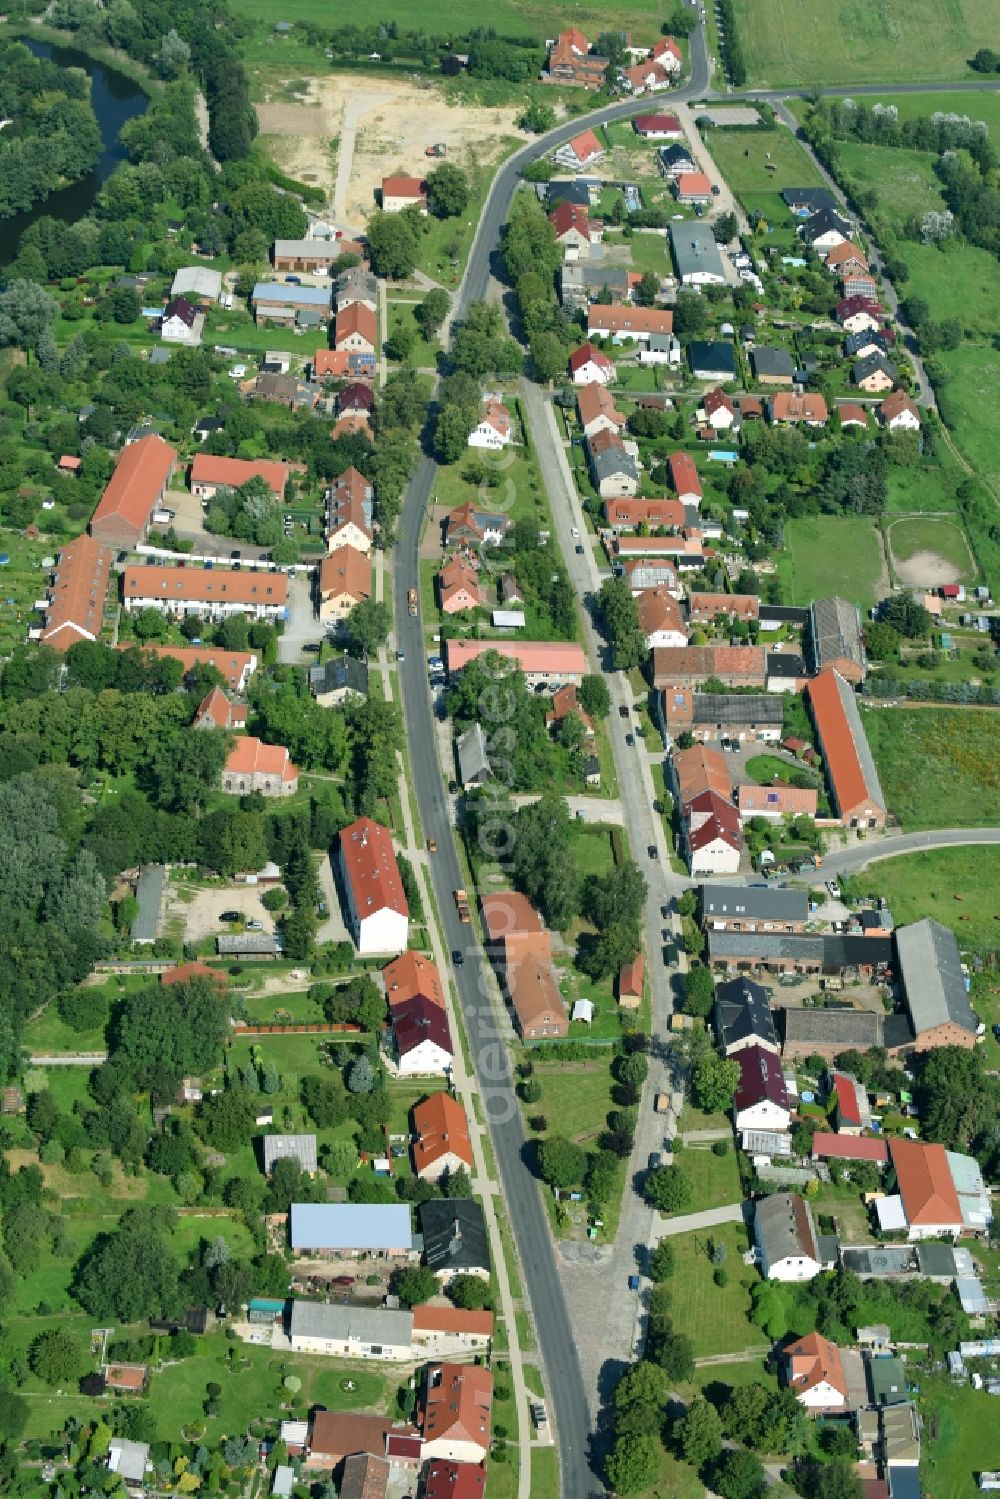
[1,35,149,263]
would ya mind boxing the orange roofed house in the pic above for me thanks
[618,953,645,1010]
[546,30,608,89]
[121,565,288,623]
[782,1332,849,1412]
[876,1136,990,1240]
[161,960,226,989]
[480,892,568,1041]
[193,686,247,731]
[383,950,445,1012]
[381,176,427,213]
[120,643,257,693]
[221,737,298,798]
[335,301,378,355]
[338,817,409,955]
[38,533,113,650]
[806,669,886,828]
[412,1092,473,1181]
[189,454,288,503]
[653,644,766,690]
[554,128,606,171]
[438,555,482,616]
[318,547,372,625]
[587,304,674,345]
[420,1364,493,1464]
[89,434,177,551]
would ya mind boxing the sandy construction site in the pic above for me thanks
[256,74,525,225]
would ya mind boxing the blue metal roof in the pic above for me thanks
[289,1203,413,1251]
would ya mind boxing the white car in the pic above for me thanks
[571,527,580,538]
[228,363,247,378]
[826,880,839,898]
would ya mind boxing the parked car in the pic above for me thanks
[220,910,241,923]
[245,919,263,931]
[619,705,630,718]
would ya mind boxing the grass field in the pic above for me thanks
[229,0,666,42]
[886,461,959,514]
[836,141,944,229]
[745,754,820,789]
[665,1223,767,1359]
[865,91,1000,137]
[729,0,994,86]
[704,126,825,224]
[887,516,976,582]
[934,342,1000,490]
[775,515,885,609]
[676,1146,743,1213]
[863,706,1000,829]
[843,846,1000,951]
[918,1378,999,1497]
[533,1062,614,1151]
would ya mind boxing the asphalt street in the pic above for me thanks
[816,827,1000,875]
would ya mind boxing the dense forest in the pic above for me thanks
[0,39,101,217]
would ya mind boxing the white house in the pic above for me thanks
[754,1193,824,1282]
[337,817,409,955]
[879,388,922,432]
[637,588,687,650]
[733,1045,791,1132]
[161,296,204,346]
[782,1332,849,1410]
[288,1301,414,1361]
[393,998,454,1077]
[650,36,683,73]
[639,333,682,366]
[569,342,616,386]
[467,399,512,451]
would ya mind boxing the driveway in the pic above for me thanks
[165,879,276,945]
[655,1202,748,1237]
[315,851,350,945]
[278,572,322,663]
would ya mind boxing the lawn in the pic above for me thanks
[532,1061,614,1151]
[862,706,1000,829]
[691,1357,777,1399]
[775,515,885,610]
[934,342,1000,491]
[842,846,1000,951]
[744,754,820,789]
[729,0,994,86]
[886,460,959,515]
[663,1223,767,1359]
[676,1146,743,1213]
[530,1447,560,1499]
[705,125,825,224]
[887,516,976,583]
[386,300,440,369]
[836,141,944,230]
[920,1377,1000,1498]
[865,91,1000,138]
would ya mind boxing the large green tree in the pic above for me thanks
[74,1207,179,1322]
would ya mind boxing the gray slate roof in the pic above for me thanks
[309,654,369,698]
[755,1191,820,1265]
[457,722,491,785]
[782,1006,884,1047]
[589,440,638,483]
[801,206,852,243]
[702,883,809,926]
[782,187,838,214]
[715,976,779,1052]
[669,221,725,281]
[289,1299,413,1347]
[751,346,796,379]
[263,1134,317,1175]
[691,693,784,729]
[895,919,978,1037]
[810,595,864,673]
[853,352,898,383]
[419,1199,490,1274]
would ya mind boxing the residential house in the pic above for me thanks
[411,1308,494,1359]
[782,1332,849,1411]
[553,128,605,171]
[844,329,893,360]
[339,382,376,416]
[800,207,853,250]
[658,142,697,180]
[339,1455,390,1499]
[674,170,713,204]
[545,683,594,740]
[853,352,898,392]
[618,557,680,594]
[456,722,491,786]
[769,392,829,426]
[559,262,635,310]
[734,1045,792,1132]
[506,955,570,1040]
[272,239,335,272]
[714,975,780,1056]
[668,450,702,504]
[687,591,758,624]
[895,919,979,1051]
[420,1364,493,1464]
[335,302,378,354]
[422,1462,486,1499]
[161,296,204,346]
[633,113,683,138]
[685,791,742,875]
[253,282,331,325]
[107,1439,150,1486]
[809,595,866,682]
[392,996,453,1076]
[653,644,767,689]
[587,305,675,344]
[89,434,177,551]
[825,241,869,277]
[122,565,288,623]
[637,587,688,648]
[577,381,627,439]
[443,501,510,548]
[782,187,838,215]
[701,884,809,933]
[308,654,369,706]
[420,1200,490,1282]
[670,220,727,286]
[603,497,686,531]
[829,1070,872,1134]
[546,178,593,209]
[335,268,379,311]
[193,687,247,731]
[755,1192,824,1281]
[687,341,736,380]
[381,176,427,213]
[623,58,673,93]
[702,386,738,430]
[171,266,222,303]
[289,1203,415,1257]
[467,399,512,450]
[751,347,796,385]
[662,689,783,745]
[221,737,298,798]
[837,296,882,333]
[875,1138,978,1240]
[248,372,316,408]
[318,547,372,625]
[569,342,616,386]
[383,951,445,1012]
[614,533,705,567]
[588,429,639,497]
[837,402,870,430]
[263,1134,318,1175]
[121,643,257,693]
[736,783,819,820]
[806,669,886,828]
[811,1133,888,1167]
[618,954,644,1010]
[549,200,601,259]
[641,329,682,366]
[479,892,569,1040]
[38,533,113,650]
[189,454,289,502]
[841,270,880,300]
[338,816,409,955]
[412,1093,473,1182]
[545,29,608,89]
[306,1411,420,1470]
[325,466,374,553]
[650,35,683,71]
[438,555,482,615]
[443,639,586,689]
[879,389,921,432]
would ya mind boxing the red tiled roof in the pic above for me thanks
[225,736,298,783]
[90,434,176,537]
[676,171,713,198]
[569,342,614,373]
[880,388,921,424]
[784,1331,848,1402]
[339,817,409,920]
[313,349,350,378]
[576,381,625,429]
[444,639,587,677]
[633,113,681,134]
[382,175,426,199]
[162,960,226,988]
[618,953,645,998]
[384,951,445,1011]
[673,743,731,804]
[737,783,819,818]
[393,995,452,1059]
[124,564,288,608]
[422,1460,486,1499]
[336,302,378,348]
[566,128,604,163]
[837,402,870,427]
[119,643,256,691]
[195,687,247,730]
[637,587,686,639]
[889,1137,962,1226]
[703,386,736,419]
[831,1070,864,1126]
[412,1093,473,1175]
[40,533,113,649]
[811,1133,888,1163]
[413,1306,494,1338]
[587,305,674,337]
[422,1364,492,1451]
[806,668,881,819]
[189,454,288,496]
[549,200,593,238]
[770,392,829,423]
[668,451,702,498]
[319,546,372,603]
[605,497,685,529]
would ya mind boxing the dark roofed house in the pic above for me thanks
[755,1191,824,1280]
[308,654,369,706]
[419,1200,490,1282]
[688,341,736,380]
[782,187,838,215]
[733,1044,791,1131]
[701,883,809,933]
[714,976,779,1056]
[800,207,852,247]
[895,919,978,1050]
[339,1453,390,1499]
[751,347,796,385]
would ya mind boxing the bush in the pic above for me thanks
[712,1140,730,1157]
[261,887,287,911]
[713,1267,729,1288]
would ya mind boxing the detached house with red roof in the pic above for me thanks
[221,737,298,798]
[194,686,247,732]
[338,817,409,955]
[189,454,288,503]
[650,35,683,72]
[877,1137,991,1240]
[879,388,922,432]
[423,1461,486,1499]
[553,128,606,172]
[467,399,512,451]
[381,176,427,213]
[782,1332,849,1412]
[633,113,682,139]
[545,29,608,89]
[623,58,672,93]
[412,1093,473,1182]
[420,1364,493,1464]
[437,555,482,615]
[569,342,616,386]
[733,1045,791,1132]
[668,450,702,504]
[549,200,602,259]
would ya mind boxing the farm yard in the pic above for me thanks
[863,706,1000,829]
[728,0,994,86]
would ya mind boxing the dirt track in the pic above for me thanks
[256,75,524,222]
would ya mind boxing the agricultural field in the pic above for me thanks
[231,0,668,42]
[728,0,994,86]
[843,846,1000,951]
[863,706,1000,829]
[703,125,825,225]
[775,515,886,610]
[887,515,977,588]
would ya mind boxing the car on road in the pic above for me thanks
[575,544,584,554]
[220,910,241,923]
[452,949,465,966]
[619,705,630,718]
[396,650,405,661]
[826,879,839,897]
[625,733,635,746]
[648,845,658,860]
[317,901,327,916]
[426,838,437,853]
[648,1152,662,1170]
[571,527,580,538]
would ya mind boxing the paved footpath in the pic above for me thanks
[654,1202,748,1237]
